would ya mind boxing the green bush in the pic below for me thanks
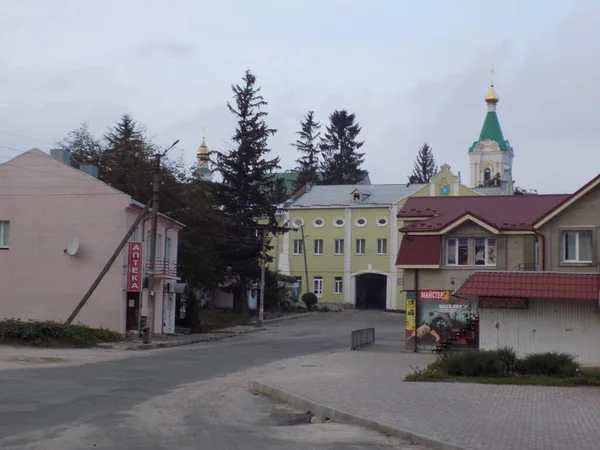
[445,350,504,377]
[0,319,122,348]
[495,346,522,374]
[521,352,580,377]
[301,292,318,310]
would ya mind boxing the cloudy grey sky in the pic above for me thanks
[1,0,598,193]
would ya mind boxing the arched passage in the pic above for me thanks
[354,273,387,309]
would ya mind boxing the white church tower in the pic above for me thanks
[468,75,514,194]
[196,134,212,181]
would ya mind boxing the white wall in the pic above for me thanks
[480,298,600,366]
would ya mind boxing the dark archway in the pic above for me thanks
[355,273,387,309]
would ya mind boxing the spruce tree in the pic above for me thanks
[410,143,438,183]
[320,110,366,185]
[212,69,283,314]
[292,111,322,191]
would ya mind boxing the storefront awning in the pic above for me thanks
[454,271,600,301]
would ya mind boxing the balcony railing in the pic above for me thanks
[146,259,178,277]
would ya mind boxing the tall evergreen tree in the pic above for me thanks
[292,111,322,191]
[320,110,366,185]
[212,69,284,314]
[100,114,156,202]
[54,122,103,168]
[410,143,438,183]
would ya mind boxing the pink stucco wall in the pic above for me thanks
[0,150,181,333]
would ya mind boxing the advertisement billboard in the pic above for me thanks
[405,290,478,351]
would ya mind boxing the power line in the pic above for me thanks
[0,131,56,146]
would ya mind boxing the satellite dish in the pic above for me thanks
[65,239,80,256]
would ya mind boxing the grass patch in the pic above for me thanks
[0,319,122,348]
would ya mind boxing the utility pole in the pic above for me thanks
[300,224,309,295]
[258,229,266,327]
[144,139,179,344]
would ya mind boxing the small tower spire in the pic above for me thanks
[196,128,212,181]
[485,69,499,110]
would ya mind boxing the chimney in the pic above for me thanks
[50,149,71,165]
[79,164,99,178]
[458,171,461,183]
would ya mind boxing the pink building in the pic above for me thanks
[0,149,183,334]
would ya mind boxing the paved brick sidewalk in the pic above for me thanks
[257,344,600,450]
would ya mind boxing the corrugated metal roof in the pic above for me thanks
[290,183,427,208]
[396,236,441,267]
[399,194,570,232]
[454,271,600,300]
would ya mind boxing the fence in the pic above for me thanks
[351,327,375,350]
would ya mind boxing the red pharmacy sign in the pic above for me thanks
[126,242,144,292]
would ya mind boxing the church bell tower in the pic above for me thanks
[468,72,514,194]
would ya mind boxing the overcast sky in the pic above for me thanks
[1,0,598,194]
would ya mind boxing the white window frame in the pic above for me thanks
[562,230,593,263]
[333,217,345,227]
[0,221,9,248]
[313,217,325,228]
[334,277,343,294]
[165,237,172,260]
[355,238,366,255]
[313,277,323,298]
[355,217,367,227]
[334,238,344,255]
[446,237,470,266]
[377,238,387,255]
[474,238,497,266]
[376,216,388,227]
[313,239,323,255]
[293,239,303,255]
[292,218,304,228]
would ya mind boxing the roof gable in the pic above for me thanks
[534,173,600,228]
[399,194,570,233]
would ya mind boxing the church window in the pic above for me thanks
[483,168,492,183]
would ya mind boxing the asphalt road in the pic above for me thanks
[0,310,412,450]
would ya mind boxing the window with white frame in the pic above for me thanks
[377,238,387,255]
[563,230,593,262]
[355,217,367,227]
[313,239,323,255]
[333,217,345,227]
[334,277,343,294]
[377,217,388,227]
[474,238,496,266]
[334,239,344,255]
[355,238,366,255]
[0,221,9,248]
[313,277,323,297]
[313,217,324,228]
[293,239,303,255]
[292,218,304,228]
[446,238,469,266]
[165,237,172,260]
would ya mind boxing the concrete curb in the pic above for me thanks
[259,312,322,324]
[102,328,265,351]
[251,381,474,450]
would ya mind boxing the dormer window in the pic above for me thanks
[350,189,370,202]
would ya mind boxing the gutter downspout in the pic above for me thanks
[533,230,545,271]
[414,268,419,353]
[161,220,174,334]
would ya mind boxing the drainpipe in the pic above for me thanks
[161,220,174,334]
[414,268,419,353]
[533,230,545,271]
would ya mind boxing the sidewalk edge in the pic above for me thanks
[251,381,474,450]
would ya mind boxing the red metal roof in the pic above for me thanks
[396,236,441,266]
[455,271,600,300]
[399,194,570,232]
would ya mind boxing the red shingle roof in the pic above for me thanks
[455,271,600,300]
[399,195,570,232]
[396,236,441,267]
